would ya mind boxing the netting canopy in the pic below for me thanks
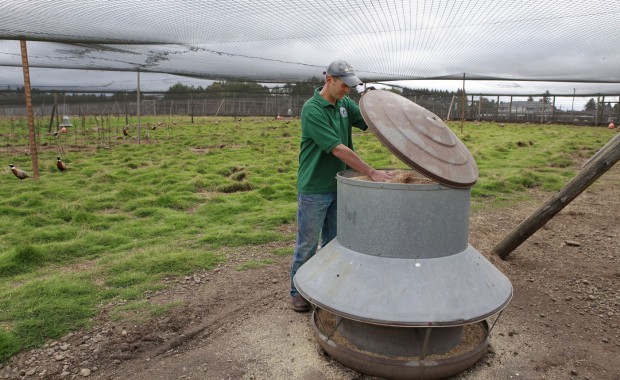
[1,0,620,92]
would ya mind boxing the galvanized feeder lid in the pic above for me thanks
[360,90,478,188]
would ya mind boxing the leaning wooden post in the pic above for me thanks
[493,135,620,259]
[20,40,40,179]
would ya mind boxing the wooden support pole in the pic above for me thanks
[496,95,500,121]
[124,92,129,125]
[137,70,141,144]
[55,93,60,130]
[460,73,465,133]
[493,134,620,259]
[20,40,40,179]
[571,88,576,122]
[541,94,545,124]
[447,95,456,121]
[595,95,600,127]
[48,102,56,133]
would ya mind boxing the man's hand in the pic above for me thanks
[331,144,394,182]
[369,169,394,182]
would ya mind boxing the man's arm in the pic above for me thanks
[331,144,393,182]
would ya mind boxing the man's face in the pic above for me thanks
[327,76,351,100]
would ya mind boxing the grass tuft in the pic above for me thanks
[235,258,275,271]
[0,245,45,277]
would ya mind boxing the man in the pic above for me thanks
[290,59,393,312]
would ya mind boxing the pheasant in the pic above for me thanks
[57,156,67,171]
[9,164,29,179]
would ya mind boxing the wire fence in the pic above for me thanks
[2,90,619,166]
[1,91,619,126]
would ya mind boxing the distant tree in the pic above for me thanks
[399,88,456,108]
[541,90,551,104]
[480,96,496,107]
[584,98,597,111]
[204,81,269,97]
[167,83,195,93]
[281,77,323,96]
[162,83,201,99]
[454,88,467,98]
[527,96,534,102]
[164,81,270,99]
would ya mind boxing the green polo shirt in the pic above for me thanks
[297,88,368,194]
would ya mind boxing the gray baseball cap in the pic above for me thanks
[324,59,363,87]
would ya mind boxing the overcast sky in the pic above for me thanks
[1,0,619,101]
[2,0,620,115]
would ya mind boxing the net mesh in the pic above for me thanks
[1,0,619,91]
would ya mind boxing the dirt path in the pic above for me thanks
[2,165,618,380]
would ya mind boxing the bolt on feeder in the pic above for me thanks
[294,90,513,379]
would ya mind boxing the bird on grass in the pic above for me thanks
[56,156,67,171]
[9,164,29,180]
[123,127,129,136]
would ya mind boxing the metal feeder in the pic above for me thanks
[294,90,512,379]
[60,115,72,127]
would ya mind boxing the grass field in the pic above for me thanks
[0,115,615,362]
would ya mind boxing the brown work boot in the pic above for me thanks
[291,294,311,312]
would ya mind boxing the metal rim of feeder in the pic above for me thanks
[294,173,513,327]
[312,308,491,380]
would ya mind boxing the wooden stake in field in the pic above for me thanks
[20,40,40,179]
[137,70,141,145]
[493,133,620,259]
[460,73,465,134]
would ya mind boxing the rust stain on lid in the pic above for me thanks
[360,90,478,188]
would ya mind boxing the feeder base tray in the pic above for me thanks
[312,308,490,380]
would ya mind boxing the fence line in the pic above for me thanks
[1,93,619,126]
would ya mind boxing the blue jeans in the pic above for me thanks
[290,192,337,297]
